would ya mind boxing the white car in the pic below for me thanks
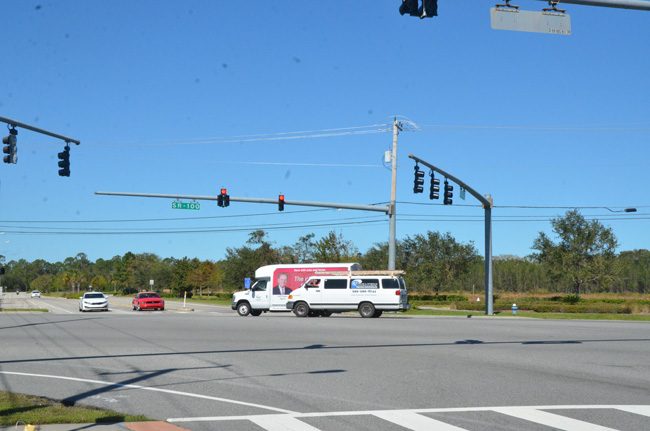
[31,290,41,298]
[79,292,109,312]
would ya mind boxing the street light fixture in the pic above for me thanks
[604,207,637,213]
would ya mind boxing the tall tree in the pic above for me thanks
[532,210,618,296]
[312,231,359,263]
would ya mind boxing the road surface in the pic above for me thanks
[1,293,649,430]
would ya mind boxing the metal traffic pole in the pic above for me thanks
[533,0,650,10]
[408,154,495,315]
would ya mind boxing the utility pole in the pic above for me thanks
[388,118,401,271]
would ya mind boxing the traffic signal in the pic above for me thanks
[420,0,438,17]
[399,0,437,18]
[399,0,419,16]
[429,172,440,200]
[278,194,285,211]
[2,128,17,164]
[218,188,229,207]
[443,179,454,205]
[413,165,425,193]
[57,145,70,176]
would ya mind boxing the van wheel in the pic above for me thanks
[293,302,310,317]
[321,311,332,317]
[359,302,376,318]
[372,310,383,318]
[250,310,262,316]
[237,301,251,316]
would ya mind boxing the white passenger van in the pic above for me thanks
[231,263,361,316]
[286,270,409,318]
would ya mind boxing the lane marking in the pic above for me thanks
[166,405,650,423]
[616,405,650,417]
[0,371,295,414]
[249,415,321,431]
[373,411,468,431]
[492,407,619,431]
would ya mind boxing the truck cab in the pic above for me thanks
[231,263,361,316]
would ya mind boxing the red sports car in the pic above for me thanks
[132,292,165,311]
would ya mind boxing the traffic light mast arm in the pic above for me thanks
[408,154,492,208]
[0,116,80,145]
[533,0,650,10]
[95,191,390,214]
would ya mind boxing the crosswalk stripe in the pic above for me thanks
[493,407,620,431]
[373,411,468,431]
[615,405,650,418]
[248,415,321,431]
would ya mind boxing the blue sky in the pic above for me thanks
[1,0,649,263]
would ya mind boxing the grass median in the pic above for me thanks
[0,308,48,313]
[0,391,149,426]
[406,306,650,321]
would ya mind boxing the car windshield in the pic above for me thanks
[139,293,160,298]
[84,293,104,299]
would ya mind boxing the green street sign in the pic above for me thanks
[172,201,200,210]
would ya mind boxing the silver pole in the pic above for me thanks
[0,116,81,145]
[95,191,389,213]
[485,205,494,315]
[388,119,399,270]
[534,0,650,10]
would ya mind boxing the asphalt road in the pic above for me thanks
[1,293,649,430]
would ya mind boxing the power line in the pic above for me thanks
[0,219,388,235]
[398,201,650,210]
[100,123,391,147]
[0,215,385,231]
[419,123,650,132]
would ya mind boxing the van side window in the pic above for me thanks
[351,279,379,289]
[398,277,406,290]
[324,279,347,289]
[381,279,399,289]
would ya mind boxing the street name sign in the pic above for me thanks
[490,7,571,36]
[172,201,200,210]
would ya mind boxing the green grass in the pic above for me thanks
[0,308,49,313]
[510,311,650,321]
[408,306,650,321]
[0,391,149,426]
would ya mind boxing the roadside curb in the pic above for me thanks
[0,421,190,431]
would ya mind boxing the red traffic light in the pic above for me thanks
[220,188,227,195]
[278,194,285,211]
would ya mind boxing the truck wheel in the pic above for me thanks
[358,302,376,318]
[237,301,251,317]
[293,302,310,317]
[250,310,262,316]
[372,310,383,318]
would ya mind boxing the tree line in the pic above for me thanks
[1,210,648,296]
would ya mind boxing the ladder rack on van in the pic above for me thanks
[312,270,405,277]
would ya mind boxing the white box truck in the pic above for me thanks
[231,263,361,316]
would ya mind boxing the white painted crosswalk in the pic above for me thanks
[167,405,650,431]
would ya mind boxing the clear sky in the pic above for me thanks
[1,0,649,263]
